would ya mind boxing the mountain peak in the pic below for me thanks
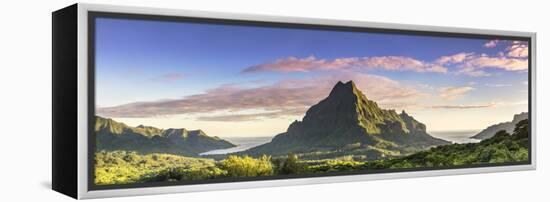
[247,79,449,157]
[512,112,528,122]
[189,129,207,137]
[333,80,356,90]
[329,80,360,97]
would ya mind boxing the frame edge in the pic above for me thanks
[74,3,537,199]
[52,3,79,199]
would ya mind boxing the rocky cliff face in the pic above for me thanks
[246,81,449,157]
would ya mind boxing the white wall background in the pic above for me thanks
[0,0,547,201]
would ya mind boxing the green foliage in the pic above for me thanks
[96,152,277,185]
[144,166,226,182]
[305,119,529,172]
[94,151,215,185]
[362,121,529,169]
[96,119,529,185]
[276,153,305,174]
[307,157,364,173]
[219,155,274,177]
[513,119,529,140]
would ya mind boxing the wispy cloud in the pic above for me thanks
[483,40,499,48]
[97,72,424,120]
[435,40,530,76]
[429,104,495,109]
[243,56,448,73]
[429,99,526,110]
[244,44,528,77]
[435,52,474,64]
[196,110,302,122]
[436,52,528,77]
[151,73,185,82]
[465,54,527,71]
[439,86,474,100]
[485,83,512,87]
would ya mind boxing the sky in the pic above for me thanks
[95,17,529,137]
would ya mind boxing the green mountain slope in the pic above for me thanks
[364,118,529,169]
[246,81,449,158]
[471,112,528,140]
[95,116,235,156]
[306,119,529,173]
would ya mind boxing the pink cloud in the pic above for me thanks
[506,41,529,58]
[97,72,424,120]
[243,56,448,73]
[440,40,529,76]
[464,54,527,71]
[436,52,528,77]
[483,40,528,58]
[438,86,474,100]
[435,52,474,64]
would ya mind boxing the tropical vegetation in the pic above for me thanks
[95,119,529,185]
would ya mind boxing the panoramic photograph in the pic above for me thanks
[93,17,530,186]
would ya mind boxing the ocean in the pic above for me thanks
[429,130,481,144]
[200,130,481,155]
[199,136,273,155]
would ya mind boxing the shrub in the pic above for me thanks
[279,153,304,174]
[219,155,273,177]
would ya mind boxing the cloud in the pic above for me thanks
[196,110,303,122]
[437,40,530,76]
[506,41,529,58]
[97,72,424,120]
[439,86,474,100]
[246,47,527,77]
[456,67,491,77]
[397,100,522,110]
[483,40,499,48]
[429,104,495,109]
[243,56,448,73]
[197,114,266,122]
[436,52,528,77]
[464,54,527,71]
[151,73,185,82]
[435,52,473,64]
[429,100,526,110]
[482,40,528,59]
[485,83,512,87]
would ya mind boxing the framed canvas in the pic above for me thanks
[52,3,536,199]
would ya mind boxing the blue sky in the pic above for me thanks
[95,17,529,136]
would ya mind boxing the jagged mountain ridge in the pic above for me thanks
[95,116,235,156]
[245,81,450,158]
[470,112,529,140]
